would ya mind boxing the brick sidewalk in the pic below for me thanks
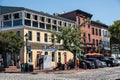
[2,66,85,74]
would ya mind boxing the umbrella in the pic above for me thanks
[76,53,83,57]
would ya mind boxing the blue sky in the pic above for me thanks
[0,0,120,25]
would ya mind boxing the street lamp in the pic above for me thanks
[25,33,28,63]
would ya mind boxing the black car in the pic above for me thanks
[80,60,95,69]
[108,57,119,66]
[92,56,115,67]
[85,58,101,68]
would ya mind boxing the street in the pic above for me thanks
[1,66,120,80]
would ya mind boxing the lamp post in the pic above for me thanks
[25,33,28,63]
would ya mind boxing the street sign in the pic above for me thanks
[42,46,57,52]
[27,46,31,51]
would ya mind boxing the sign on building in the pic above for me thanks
[43,55,52,70]
[42,46,57,52]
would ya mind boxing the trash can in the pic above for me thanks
[21,63,28,72]
[28,62,33,72]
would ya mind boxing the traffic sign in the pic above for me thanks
[27,46,31,51]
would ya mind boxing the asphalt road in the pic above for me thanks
[0,66,120,80]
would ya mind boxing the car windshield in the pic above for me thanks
[108,58,114,60]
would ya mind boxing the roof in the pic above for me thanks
[91,20,108,28]
[0,6,75,23]
[60,9,93,18]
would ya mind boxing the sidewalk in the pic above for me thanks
[2,66,85,74]
[31,68,85,74]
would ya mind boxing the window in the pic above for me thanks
[25,13,31,19]
[92,28,94,35]
[45,52,48,55]
[40,17,45,22]
[24,20,31,26]
[51,35,55,43]
[83,33,86,43]
[104,31,107,37]
[28,31,32,41]
[46,18,51,23]
[3,21,12,27]
[52,52,55,61]
[96,29,98,35]
[58,21,62,26]
[52,25,57,31]
[32,21,38,27]
[52,20,57,25]
[88,24,90,28]
[44,33,48,42]
[92,39,95,45]
[13,19,22,26]
[68,23,71,26]
[13,13,21,19]
[63,22,67,27]
[77,17,80,24]
[99,29,101,36]
[88,34,91,42]
[58,52,61,62]
[33,15,38,20]
[3,14,11,20]
[39,23,45,29]
[28,51,32,62]
[57,39,61,43]
[16,31,20,36]
[96,39,98,46]
[46,24,51,30]
[58,26,62,31]
[37,32,40,41]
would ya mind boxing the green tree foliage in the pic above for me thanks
[51,19,90,53]
[108,20,120,40]
[0,31,23,67]
[50,18,90,67]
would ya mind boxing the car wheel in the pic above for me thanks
[107,63,111,67]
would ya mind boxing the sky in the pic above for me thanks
[0,0,120,25]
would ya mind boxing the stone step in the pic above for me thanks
[5,66,21,72]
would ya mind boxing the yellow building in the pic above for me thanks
[0,6,76,68]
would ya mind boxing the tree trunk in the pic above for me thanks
[73,51,77,68]
[2,53,7,68]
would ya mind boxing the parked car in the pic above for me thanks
[100,61,107,68]
[92,56,116,67]
[116,57,120,65]
[108,57,119,66]
[80,60,95,69]
[85,58,101,68]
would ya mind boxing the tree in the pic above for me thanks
[50,19,90,68]
[0,31,23,67]
[108,20,120,40]
[108,20,120,57]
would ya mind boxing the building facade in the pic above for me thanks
[0,6,76,68]
[59,10,110,54]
